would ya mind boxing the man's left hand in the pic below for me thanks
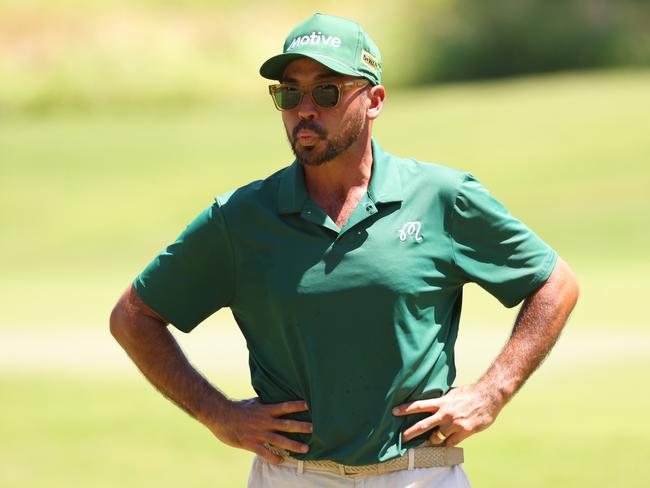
[392,384,504,446]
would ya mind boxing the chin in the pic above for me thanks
[297,150,326,167]
[292,140,326,166]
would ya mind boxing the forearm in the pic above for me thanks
[109,285,312,463]
[477,256,579,405]
[394,257,579,445]
[109,295,228,424]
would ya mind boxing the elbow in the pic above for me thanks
[109,285,169,345]
[570,272,580,308]
[564,259,580,307]
[109,286,138,344]
[109,300,128,343]
[556,256,580,313]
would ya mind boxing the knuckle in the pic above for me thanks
[273,418,289,430]
[423,418,437,431]
[261,452,279,464]
[241,433,258,447]
[439,409,453,422]
[266,432,281,444]
[404,401,421,413]
[288,441,304,452]
[459,421,476,434]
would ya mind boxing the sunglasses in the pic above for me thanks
[268,79,370,111]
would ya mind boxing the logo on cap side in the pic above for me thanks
[361,50,378,74]
[288,32,342,51]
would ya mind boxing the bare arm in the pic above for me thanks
[109,284,312,463]
[393,255,579,446]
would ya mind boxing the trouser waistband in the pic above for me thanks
[266,444,464,478]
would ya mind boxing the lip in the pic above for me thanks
[295,130,321,145]
[297,129,319,139]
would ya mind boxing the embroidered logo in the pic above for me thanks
[361,50,379,74]
[399,221,423,242]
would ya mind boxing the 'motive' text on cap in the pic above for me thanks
[259,13,382,85]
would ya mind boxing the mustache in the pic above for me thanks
[292,119,327,140]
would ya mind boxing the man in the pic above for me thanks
[110,13,579,487]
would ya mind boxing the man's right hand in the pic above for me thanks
[110,285,312,466]
[200,398,312,464]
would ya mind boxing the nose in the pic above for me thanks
[297,90,319,120]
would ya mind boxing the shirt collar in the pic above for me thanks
[277,137,403,214]
[277,159,308,214]
[367,138,404,205]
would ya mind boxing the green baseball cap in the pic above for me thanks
[259,13,382,85]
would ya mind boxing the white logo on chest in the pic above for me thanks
[399,221,423,242]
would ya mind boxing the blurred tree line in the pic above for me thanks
[1,0,649,113]
[408,0,650,83]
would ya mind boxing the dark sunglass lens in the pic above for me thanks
[275,86,301,110]
[312,84,339,108]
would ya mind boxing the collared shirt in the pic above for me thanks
[134,138,557,466]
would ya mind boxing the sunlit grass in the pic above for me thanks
[0,372,255,488]
[2,5,648,487]
[2,355,648,488]
[2,70,648,330]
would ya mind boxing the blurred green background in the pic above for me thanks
[1,0,649,486]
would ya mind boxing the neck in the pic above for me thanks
[300,133,374,229]
[302,135,373,200]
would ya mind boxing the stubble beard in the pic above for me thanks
[287,107,366,167]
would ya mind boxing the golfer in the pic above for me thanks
[110,13,579,487]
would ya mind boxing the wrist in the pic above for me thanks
[194,389,232,427]
[475,376,511,411]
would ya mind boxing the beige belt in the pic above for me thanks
[266,444,464,478]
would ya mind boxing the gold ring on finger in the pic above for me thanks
[435,429,448,442]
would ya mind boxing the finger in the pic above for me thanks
[271,418,313,434]
[265,400,309,416]
[402,415,442,442]
[443,431,465,447]
[252,443,284,465]
[429,426,453,445]
[392,399,440,416]
[266,432,310,454]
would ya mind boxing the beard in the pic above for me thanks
[286,107,366,167]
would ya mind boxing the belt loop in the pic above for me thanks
[408,448,415,470]
[297,460,304,475]
[339,464,346,476]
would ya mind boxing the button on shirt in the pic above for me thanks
[134,138,557,466]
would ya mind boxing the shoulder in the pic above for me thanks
[213,164,291,216]
[387,151,470,204]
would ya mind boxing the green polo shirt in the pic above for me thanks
[134,138,557,466]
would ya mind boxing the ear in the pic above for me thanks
[366,84,386,121]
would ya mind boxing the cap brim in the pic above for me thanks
[259,52,365,81]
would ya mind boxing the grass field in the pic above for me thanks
[2,350,649,487]
[2,69,649,330]
[2,69,649,486]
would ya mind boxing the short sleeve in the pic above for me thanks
[450,174,557,307]
[133,203,236,332]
